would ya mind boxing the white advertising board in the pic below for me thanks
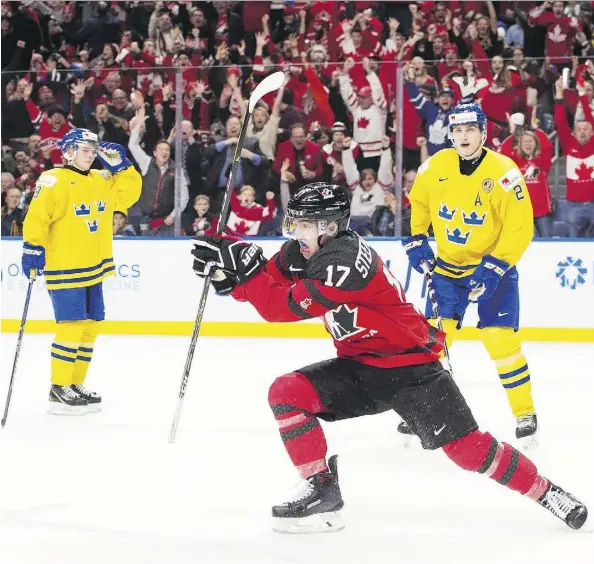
[2,238,593,340]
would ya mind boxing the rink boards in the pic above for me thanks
[2,238,593,341]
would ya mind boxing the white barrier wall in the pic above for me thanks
[2,238,593,339]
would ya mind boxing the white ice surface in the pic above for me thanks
[1,335,593,564]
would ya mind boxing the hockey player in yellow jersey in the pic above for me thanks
[22,129,141,414]
[402,103,538,446]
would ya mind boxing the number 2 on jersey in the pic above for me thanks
[513,184,525,201]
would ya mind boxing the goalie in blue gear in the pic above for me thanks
[22,128,141,414]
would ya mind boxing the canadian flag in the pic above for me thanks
[566,154,594,181]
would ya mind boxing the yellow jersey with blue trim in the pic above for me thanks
[23,166,141,290]
[408,148,534,278]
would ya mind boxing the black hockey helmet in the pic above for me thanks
[284,182,350,238]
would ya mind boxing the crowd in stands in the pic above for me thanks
[1,0,593,239]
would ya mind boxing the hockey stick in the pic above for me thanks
[1,271,36,428]
[421,261,453,374]
[168,71,286,443]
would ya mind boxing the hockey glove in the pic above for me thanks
[191,235,266,286]
[97,142,133,174]
[210,270,237,296]
[402,235,435,274]
[468,255,509,303]
[22,242,45,278]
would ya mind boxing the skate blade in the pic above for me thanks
[82,403,102,414]
[47,403,89,416]
[518,434,539,451]
[272,511,345,534]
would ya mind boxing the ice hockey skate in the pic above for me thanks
[272,455,344,534]
[516,413,538,449]
[70,384,102,413]
[537,481,588,530]
[48,385,88,415]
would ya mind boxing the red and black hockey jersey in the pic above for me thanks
[231,232,444,368]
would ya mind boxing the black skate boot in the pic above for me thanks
[70,384,102,412]
[48,385,88,415]
[537,481,588,530]
[516,414,538,449]
[272,455,344,534]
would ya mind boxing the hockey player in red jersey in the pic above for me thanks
[191,182,587,534]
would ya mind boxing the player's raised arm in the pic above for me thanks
[191,184,353,323]
[95,142,142,214]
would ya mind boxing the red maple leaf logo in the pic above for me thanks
[233,220,250,235]
[575,161,594,181]
[356,115,370,129]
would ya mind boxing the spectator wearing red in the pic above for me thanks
[502,125,554,237]
[564,60,594,123]
[302,10,337,60]
[301,61,336,132]
[554,78,594,237]
[120,40,164,94]
[476,54,525,126]
[25,103,72,165]
[338,16,382,60]
[338,58,387,168]
[448,58,490,104]
[420,1,452,38]
[436,44,462,82]
[227,186,277,236]
[273,123,325,195]
[528,1,581,69]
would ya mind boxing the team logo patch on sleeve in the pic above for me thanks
[498,169,523,191]
[99,170,112,180]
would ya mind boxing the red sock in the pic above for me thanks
[268,372,329,479]
[442,430,549,499]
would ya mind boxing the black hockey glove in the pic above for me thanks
[210,270,236,296]
[191,235,266,286]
